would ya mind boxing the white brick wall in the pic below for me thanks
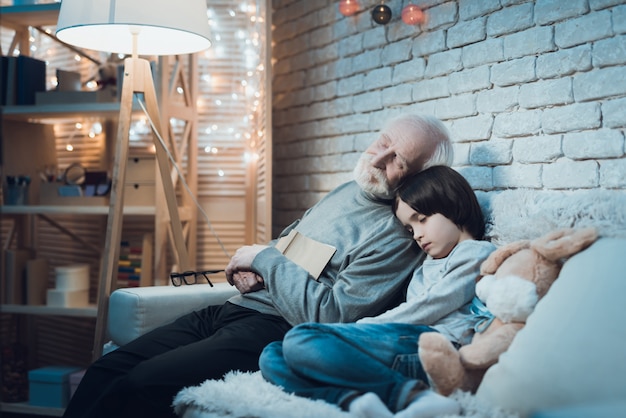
[271,0,626,235]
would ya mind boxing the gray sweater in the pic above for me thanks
[358,240,496,345]
[228,181,423,326]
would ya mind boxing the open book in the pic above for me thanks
[274,230,337,280]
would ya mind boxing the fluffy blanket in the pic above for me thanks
[480,189,626,245]
[173,371,520,418]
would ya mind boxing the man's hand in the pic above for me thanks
[230,271,265,294]
[225,244,268,281]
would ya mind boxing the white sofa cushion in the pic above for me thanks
[476,238,626,416]
[107,282,238,346]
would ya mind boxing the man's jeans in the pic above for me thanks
[259,322,436,413]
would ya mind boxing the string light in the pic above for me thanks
[339,0,359,17]
[401,4,425,25]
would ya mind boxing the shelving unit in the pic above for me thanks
[1,3,198,415]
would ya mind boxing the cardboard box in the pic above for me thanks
[46,289,89,308]
[127,156,156,183]
[124,183,155,206]
[28,366,82,408]
[54,264,90,290]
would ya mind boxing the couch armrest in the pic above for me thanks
[107,282,238,347]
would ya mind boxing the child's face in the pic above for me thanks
[395,199,471,259]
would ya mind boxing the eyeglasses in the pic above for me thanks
[169,269,224,287]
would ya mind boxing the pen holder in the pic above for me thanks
[3,176,30,205]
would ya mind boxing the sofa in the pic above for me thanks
[106,189,626,417]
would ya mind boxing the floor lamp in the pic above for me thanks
[55,0,211,360]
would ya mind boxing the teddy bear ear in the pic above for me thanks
[531,227,598,261]
[480,240,531,275]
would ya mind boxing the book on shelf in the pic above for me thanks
[117,234,152,288]
[274,230,336,280]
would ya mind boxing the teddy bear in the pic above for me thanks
[417,227,598,396]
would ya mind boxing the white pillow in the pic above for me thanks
[476,238,626,416]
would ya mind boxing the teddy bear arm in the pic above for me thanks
[459,323,524,369]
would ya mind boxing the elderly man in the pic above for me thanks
[64,113,453,418]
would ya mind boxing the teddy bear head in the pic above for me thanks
[476,227,598,323]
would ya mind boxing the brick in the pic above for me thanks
[447,18,487,49]
[352,91,383,113]
[449,66,491,94]
[477,86,519,113]
[382,84,413,107]
[338,33,363,58]
[423,2,458,31]
[493,163,543,188]
[309,26,333,49]
[459,0,501,20]
[493,110,542,137]
[470,139,513,165]
[435,94,477,120]
[313,81,337,101]
[602,97,626,128]
[382,38,413,66]
[405,100,437,117]
[590,0,626,11]
[563,129,624,159]
[412,31,447,57]
[536,45,592,78]
[425,49,463,78]
[615,4,626,34]
[363,67,392,90]
[457,165,493,190]
[452,143,471,165]
[519,78,574,109]
[504,26,555,60]
[363,26,388,50]
[535,0,589,25]
[573,66,626,101]
[412,77,449,102]
[512,135,563,163]
[593,35,626,67]
[542,102,601,134]
[555,10,613,48]
[450,114,494,141]
[600,159,626,188]
[491,56,537,87]
[392,58,427,84]
[487,3,534,37]
[462,38,504,68]
[352,49,382,73]
[337,74,364,97]
[543,158,598,188]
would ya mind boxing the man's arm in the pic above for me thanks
[251,232,422,325]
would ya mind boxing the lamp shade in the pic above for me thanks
[56,0,211,56]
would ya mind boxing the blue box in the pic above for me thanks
[28,366,82,408]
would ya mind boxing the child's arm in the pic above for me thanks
[358,240,496,325]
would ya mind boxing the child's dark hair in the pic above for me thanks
[393,166,486,240]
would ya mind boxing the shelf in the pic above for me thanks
[1,205,193,219]
[0,401,64,417]
[0,304,97,317]
[1,204,156,216]
[0,3,62,30]
[1,101,142,122]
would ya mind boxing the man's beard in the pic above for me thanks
[353,154,394,199]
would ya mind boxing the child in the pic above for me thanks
[259,166,496,418]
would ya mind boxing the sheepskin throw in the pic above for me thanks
[173,371,520,418]
[479,189,626,245]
